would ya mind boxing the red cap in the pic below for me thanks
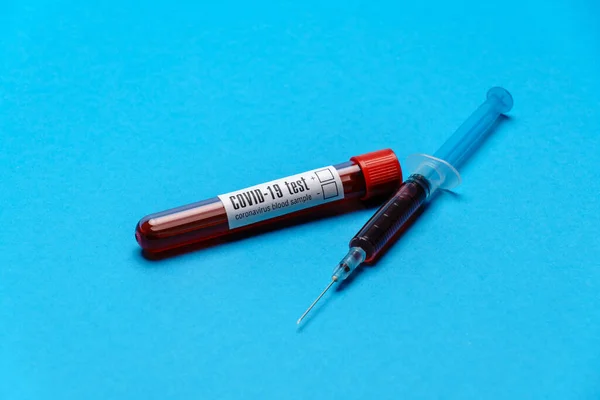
[351,149,402,200]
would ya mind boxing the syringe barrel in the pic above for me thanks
[349,174,430,262]
[433,87,513,169]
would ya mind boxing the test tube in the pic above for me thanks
[136,149,402,255]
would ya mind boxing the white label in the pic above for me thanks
[218,166,345,229]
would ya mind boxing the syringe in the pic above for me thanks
[297,87,514,325]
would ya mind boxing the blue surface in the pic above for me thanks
[2,1,600,399]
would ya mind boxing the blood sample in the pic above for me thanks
[136,149,402,255]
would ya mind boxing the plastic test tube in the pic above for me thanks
[136,149,402,254]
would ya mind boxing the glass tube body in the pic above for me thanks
[136,161,376,254]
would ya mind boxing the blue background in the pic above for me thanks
[1,1,600,398]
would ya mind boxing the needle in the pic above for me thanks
[297,278,337,325]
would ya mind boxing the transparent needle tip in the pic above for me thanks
[297,278,337,325]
